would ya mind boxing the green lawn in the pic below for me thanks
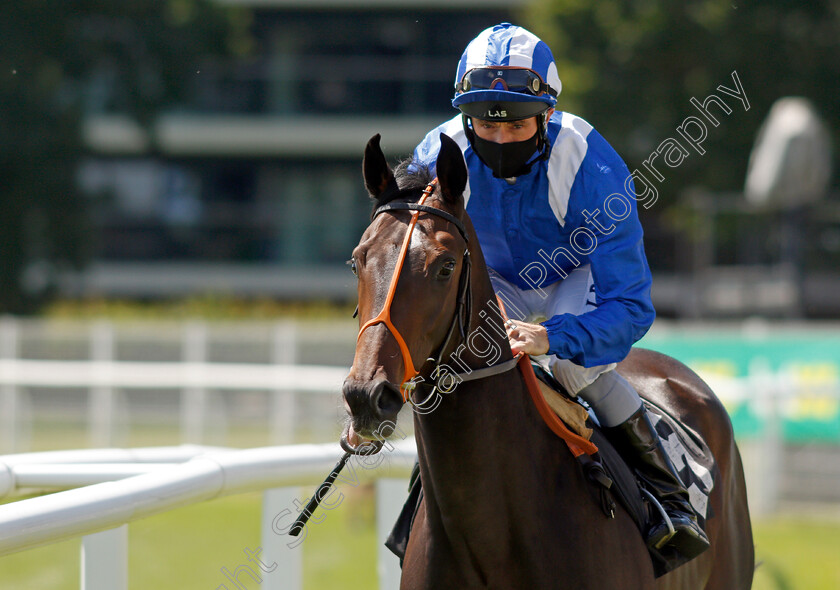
[751,516,840,590]
[1,484,839,589]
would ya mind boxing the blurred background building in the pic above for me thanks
[65,0,516,303]
[3,0,837,318]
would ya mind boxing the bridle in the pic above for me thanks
[356,179,473,400]
[295,178,594,535]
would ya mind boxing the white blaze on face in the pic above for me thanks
[409,220,425,252]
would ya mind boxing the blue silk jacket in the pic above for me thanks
[413,111,655,368]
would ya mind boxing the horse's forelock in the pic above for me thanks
[394,157,435,193]
[370,158,436,216]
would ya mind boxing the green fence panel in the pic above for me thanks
[638,328,840,443]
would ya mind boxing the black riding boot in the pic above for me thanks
[606,405,710,559]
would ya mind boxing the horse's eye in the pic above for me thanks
[438,260,456,279]
[347,258,358,277]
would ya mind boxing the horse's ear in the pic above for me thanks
[436,133,467,204]
[363,134,396,199]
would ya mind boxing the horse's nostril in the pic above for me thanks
[371,381,403,421]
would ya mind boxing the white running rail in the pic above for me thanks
[0,358,349,448]
[0,441,417,590]
[0,359,347,391]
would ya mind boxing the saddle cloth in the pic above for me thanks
[533,363,716,576]
[584,398,716,531]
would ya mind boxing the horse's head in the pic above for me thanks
[341,133,470,452]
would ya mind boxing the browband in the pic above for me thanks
[373,202,469,243]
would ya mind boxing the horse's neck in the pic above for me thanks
[408,257,589,579]
[413,309,567,501]
[417,268,546,481]
[412,366,574,578]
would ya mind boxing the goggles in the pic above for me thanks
[455,67,558,98]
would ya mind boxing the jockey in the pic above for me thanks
[412,22,710,559]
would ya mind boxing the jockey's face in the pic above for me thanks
[472,108,553,144]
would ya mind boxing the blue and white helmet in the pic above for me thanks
[452,23,561,122]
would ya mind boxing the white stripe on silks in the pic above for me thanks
[545,62,562,95]
[506,28,539,69]
[438,116,472,207]
[546,112,593,226]
[465,27,494,71]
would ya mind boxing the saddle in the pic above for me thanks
[531,363,716,577]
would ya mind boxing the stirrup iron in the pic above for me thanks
[640,488,676,549]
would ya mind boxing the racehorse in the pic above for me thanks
[341,133,754,589]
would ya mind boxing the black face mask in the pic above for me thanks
[470,129,540,178]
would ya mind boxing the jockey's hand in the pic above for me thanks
[505,320,550,356]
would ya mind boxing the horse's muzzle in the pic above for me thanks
[342,377,404,437]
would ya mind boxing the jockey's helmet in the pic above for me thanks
[452,23,561,123]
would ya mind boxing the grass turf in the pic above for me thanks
[1,486,839,589]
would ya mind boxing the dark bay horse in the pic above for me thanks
[342,133,754,589]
